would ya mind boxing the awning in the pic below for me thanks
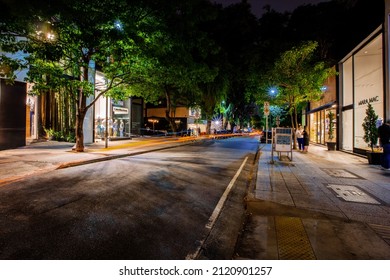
[306,101,336,114]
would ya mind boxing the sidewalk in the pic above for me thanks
[0,136,201,186]
[236,144,390,260]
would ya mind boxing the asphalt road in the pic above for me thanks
[0,136,259,259]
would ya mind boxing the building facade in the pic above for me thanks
[93,71,144,141]
[145,101,206,136]
[0,45,38,150]
[338,26,387,155]
[307,73,338,147]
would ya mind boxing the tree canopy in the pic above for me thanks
[0,0,384,146]
[265,41,336,133]
[1,0,223,150]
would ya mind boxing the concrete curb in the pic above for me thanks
[195,142,260,259]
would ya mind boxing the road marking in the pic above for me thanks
[186,156,248,260]
[206,156,248,229]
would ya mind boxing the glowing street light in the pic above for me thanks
[114,20,123,31]
[46,32,55,41]
[268,86,278,96]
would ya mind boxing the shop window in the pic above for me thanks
[353,33,383,150]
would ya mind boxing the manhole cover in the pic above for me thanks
[327,184,381,204]
[321,169,361,179]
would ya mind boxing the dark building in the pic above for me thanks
[0,79,26,150]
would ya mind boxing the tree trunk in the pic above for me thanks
[74,65,88,152]
[292,107,298,150]
[74,108,84,151]
[290,109,297,150]
[74,107,85,152]
[37,94,46,138]
[164,86,177,132]
[206,119,211,135]
[74,94,86,152]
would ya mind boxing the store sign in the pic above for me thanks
[113,106,128,114]
[357,96,380,106]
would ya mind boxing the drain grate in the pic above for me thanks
[327,184,381,205]
[275,216,316,260]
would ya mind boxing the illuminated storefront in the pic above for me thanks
[339,27,385,154]
[307,74,337,146]
[25,92,38,141]
[94,96,144,140]
[93,73,143,141]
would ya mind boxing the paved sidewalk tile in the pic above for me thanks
[236,144,390,260]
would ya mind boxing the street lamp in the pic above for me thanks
[268,86,278,97]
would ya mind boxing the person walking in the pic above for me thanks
[296,126,304,151]
[378,119,390,170]
[302,126,310,153]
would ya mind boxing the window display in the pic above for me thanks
[94,97,131,140]
[353,33,383,151]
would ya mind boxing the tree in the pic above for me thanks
[1,0,165,151]
[211,1,260,128]
[327,110,335,141]
[267,41,336,140]
[362,103,379,152]
[126,0,220,133]
[198,74,229,134]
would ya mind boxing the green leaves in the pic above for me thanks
[268,41,336,107]
[362,103,379,152]
[261,40,336,131]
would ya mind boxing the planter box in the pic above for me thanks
[326,142,336,151]
[366,151,383,165]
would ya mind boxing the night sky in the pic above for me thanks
[214,0,330,17]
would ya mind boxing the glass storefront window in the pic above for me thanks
[342,109,353,151]
[353,33,383,150]
[309,113,316,143]
[342,57,353,106]
[325,109,336,143]
[309,108,337,145]
[320,110,325,144]
[95,117,106,139]
[94,97,131,140]
[111,100,130,138]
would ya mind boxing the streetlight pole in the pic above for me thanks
[264,101,270,143]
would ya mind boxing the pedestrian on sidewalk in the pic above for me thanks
[296,126,304,151]
[378,119,390,170]
[303,126,309,153]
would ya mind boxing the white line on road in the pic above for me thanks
[186,156,248,260]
